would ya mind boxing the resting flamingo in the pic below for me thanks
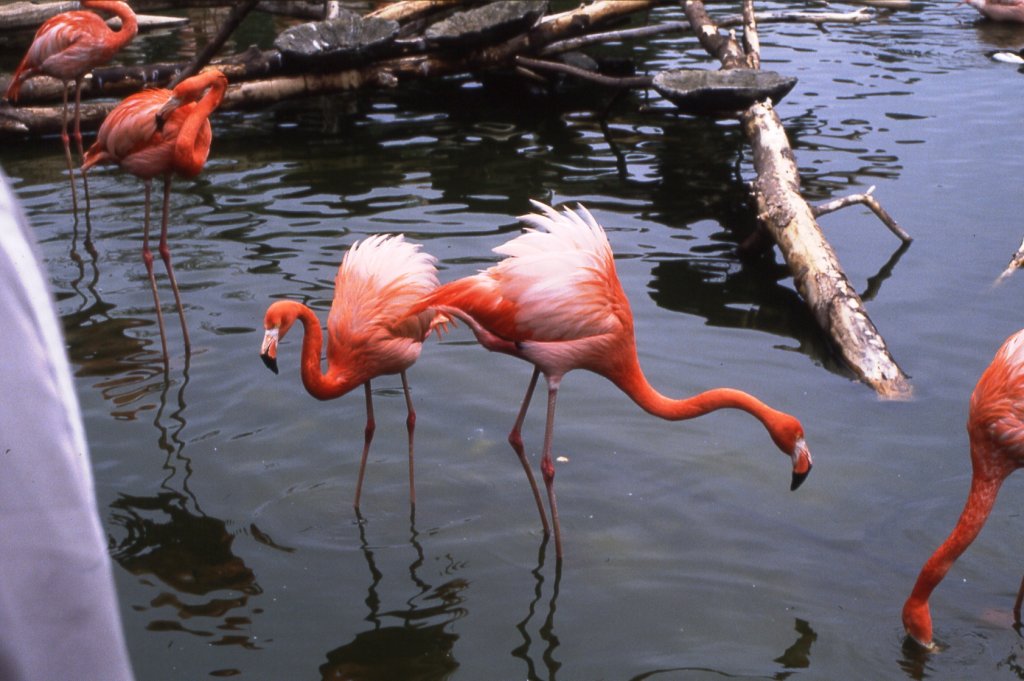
[903,328,1024,649]
[5,0,138,211]
[82,68,227,357]
[962,0,1024,22]
[260,234,445,512]
[407,200,813,558]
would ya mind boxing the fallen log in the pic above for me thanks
[682,0,912,398]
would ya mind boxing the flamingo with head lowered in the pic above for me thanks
[903,328,1024,649]
[6,0,138,211]
[260,234,447,513]
[82,68,227,358]
[406,200,813,558]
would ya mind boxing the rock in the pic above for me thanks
[274,9,399,68]
[425,0,548,49]
[653,68,798,116]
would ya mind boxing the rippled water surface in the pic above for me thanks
[4,1,1024,678]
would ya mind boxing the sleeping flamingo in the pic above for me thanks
[903,328,1024,649]
[5,0,138,211]
[260,234,446,512]
[962,0,1024,22]
[408,200,813,558]
[82,68,227,358]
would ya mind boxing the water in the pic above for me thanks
[3,1,1024,678]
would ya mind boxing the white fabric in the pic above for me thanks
[0,169,134,681]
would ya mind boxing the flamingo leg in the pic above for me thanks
[59,82,79,214]
[141,179,170,361]
[159,175,191,351]
[401,370,417,511]
[73,78,91,212]
[508,367,550,534]
[1015,573,1024,625]
[540,378,563,559]
[354,381,376,511]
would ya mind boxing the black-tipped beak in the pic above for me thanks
[790,463,811,491]
[261,352,278,374]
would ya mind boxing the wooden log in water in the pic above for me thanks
[680,0,911,398]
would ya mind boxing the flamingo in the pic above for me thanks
[82,68,228,357]
[408,200,813,558]
[962,0,1024,22]
[5,0,138,211]
[260,234,446,512]
[903,328,1024,649]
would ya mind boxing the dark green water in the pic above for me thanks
[4,1,1024,678]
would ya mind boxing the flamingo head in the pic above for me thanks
[260,301,300,375]
[767,413,812,490]
[902,598,936,651]
[156,69,228,130]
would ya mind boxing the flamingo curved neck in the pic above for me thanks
[906,472,1004,608]
[173,77,226,177]
[612,362,782,428]
[89,1,138,51]
[288,305,357,401]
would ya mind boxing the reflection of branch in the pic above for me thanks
[862,240,910,302]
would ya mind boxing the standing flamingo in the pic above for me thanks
[903,328,1024,649]
[82,68,227,358]
[408,200,813,558]
[5,0,138,211]
[260,234,446,512]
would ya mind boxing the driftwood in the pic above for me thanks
[681,0,911,398]
[994,236,1024,286]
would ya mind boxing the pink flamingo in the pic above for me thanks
[6,0,138,211]
[408,200,813,558]
[82,69,227,357]
[260,234,446,512]
[903,328,1024,649]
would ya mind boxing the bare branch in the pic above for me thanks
[811,187,913,244]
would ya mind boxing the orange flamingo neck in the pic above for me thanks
[171,72,227,177]
[906,469,1005,611]
[613,360,779,425]
[278,302,359,401]
[87,0,138,51]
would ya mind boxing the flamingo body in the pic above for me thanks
[903,329,1024,648]
[82,69,227,357]
[260,234,445,510]
[964,0,1024,22]
[6,0,137,102]
[412,201,812,557]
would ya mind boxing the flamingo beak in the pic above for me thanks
[789,437,812,491]
[260,328,279,374]
[155,95,183,131]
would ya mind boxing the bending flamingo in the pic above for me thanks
[903,328,1024,649]
[408,200,813,558]
[260,234,446,512]
[5,0,138,211]
[82,68,227,357]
